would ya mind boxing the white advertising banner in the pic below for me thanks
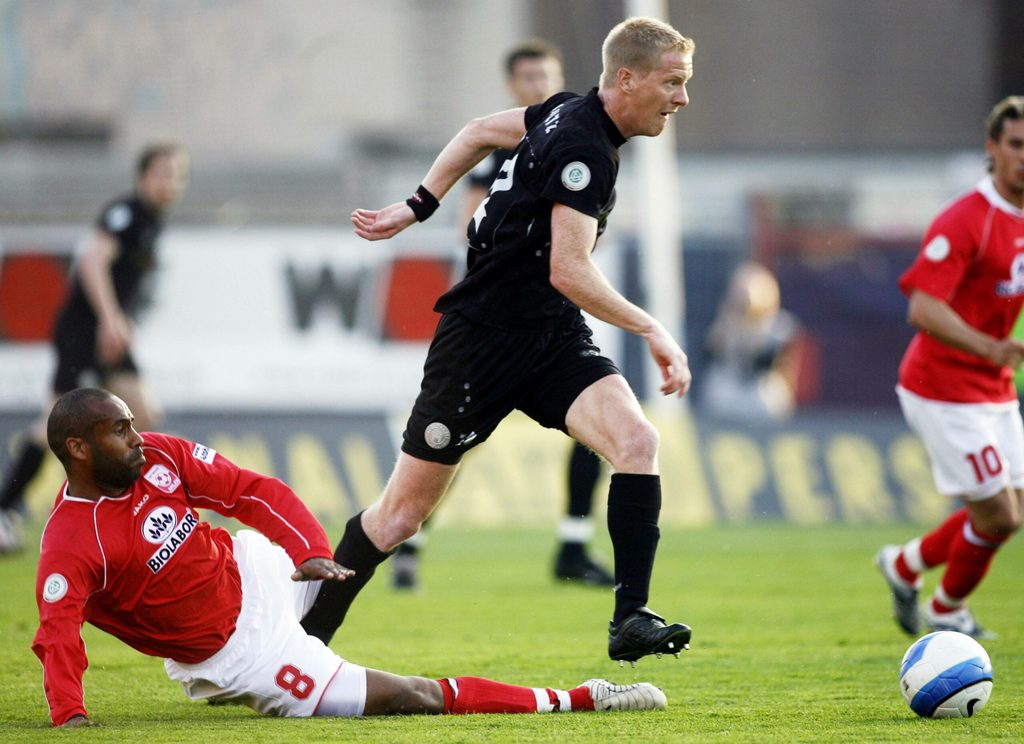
[0,225,624,410]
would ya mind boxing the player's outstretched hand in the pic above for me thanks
[644,324,692,397]
[351,202,418,241]
[292,558,355,583]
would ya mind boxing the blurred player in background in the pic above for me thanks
[876,95,1024,639]
[0,143,188,555]
[307,17,696,666]
[33,388,666,727]
[392,40,614,591]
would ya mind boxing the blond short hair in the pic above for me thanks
[599,17,694,89]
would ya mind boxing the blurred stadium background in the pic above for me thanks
[1,0,1022,527]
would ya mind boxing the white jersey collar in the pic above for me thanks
[61,482,131,503]
[978,177,1024,218]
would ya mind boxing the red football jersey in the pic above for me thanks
[899,178,1024,402]
[32,432,333,726]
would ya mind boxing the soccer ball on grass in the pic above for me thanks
[899,630,993,718]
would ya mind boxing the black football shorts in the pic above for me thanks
[51,313,139,393]
[401,312,620,464]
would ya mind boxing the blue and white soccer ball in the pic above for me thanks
[899,631,993,718]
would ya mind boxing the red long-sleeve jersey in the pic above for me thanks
[32,432,333,726]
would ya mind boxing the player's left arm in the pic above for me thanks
[352,107,528,241]
[549,204,691,397]
[148,434,335,567]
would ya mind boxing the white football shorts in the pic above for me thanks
[897,385,1024,500]
[164,530,367,717]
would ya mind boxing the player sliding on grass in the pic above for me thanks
[31,388,667,728]
[306,16,696,668]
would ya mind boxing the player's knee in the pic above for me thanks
[612,418,659,471]
[989,510,1021,537]
[373,503,427,550]
[973,502,1022,537]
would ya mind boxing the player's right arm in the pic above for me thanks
[351,107,528,241]
[906,289,1024,367]
[77,229,131,365]
[549,204,691,396]
[901,197,1024,368]
[31,540,102,727]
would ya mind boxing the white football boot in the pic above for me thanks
[582,679,667,711]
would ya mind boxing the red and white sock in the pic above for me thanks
[437,677,594,714]
[895,508,970,582]
[931,518,1007,614]
[918,508,970,569]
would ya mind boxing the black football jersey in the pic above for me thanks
[60,194,164,323]
[436,88,625,331]
[466,148,511,190]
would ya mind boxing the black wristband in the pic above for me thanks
[406,184,440,222]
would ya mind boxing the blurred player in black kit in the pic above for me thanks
[307,17,695,666]
[392,40,614,591]
[0,143,189,554]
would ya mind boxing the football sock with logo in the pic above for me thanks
[0,440,46,511]
[607,473,661,624]
[933,519,1007,611]
[300,510,391,644]
[437,677,593,714]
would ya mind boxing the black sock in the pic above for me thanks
[300,511,391,644]
[556,540,585,562]
[606,473,661,624]
[567,442,601,518]
[394,541,418,557]
[0,440,46,512]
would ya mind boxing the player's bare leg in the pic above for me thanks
[566,374,691,665]
[568,375,659,474]
[301,454,458,644]
[362,454,458,551]
[360,669,445,715]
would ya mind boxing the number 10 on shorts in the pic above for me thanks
[966,445,1003,484]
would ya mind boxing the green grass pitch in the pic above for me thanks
[1,523,1022,742]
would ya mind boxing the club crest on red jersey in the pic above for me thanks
[143,464,181,493]
[42,573,68,603]
[923,234,951,262]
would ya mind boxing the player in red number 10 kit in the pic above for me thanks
[877,96,1024,639]
[31,388,666,728]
